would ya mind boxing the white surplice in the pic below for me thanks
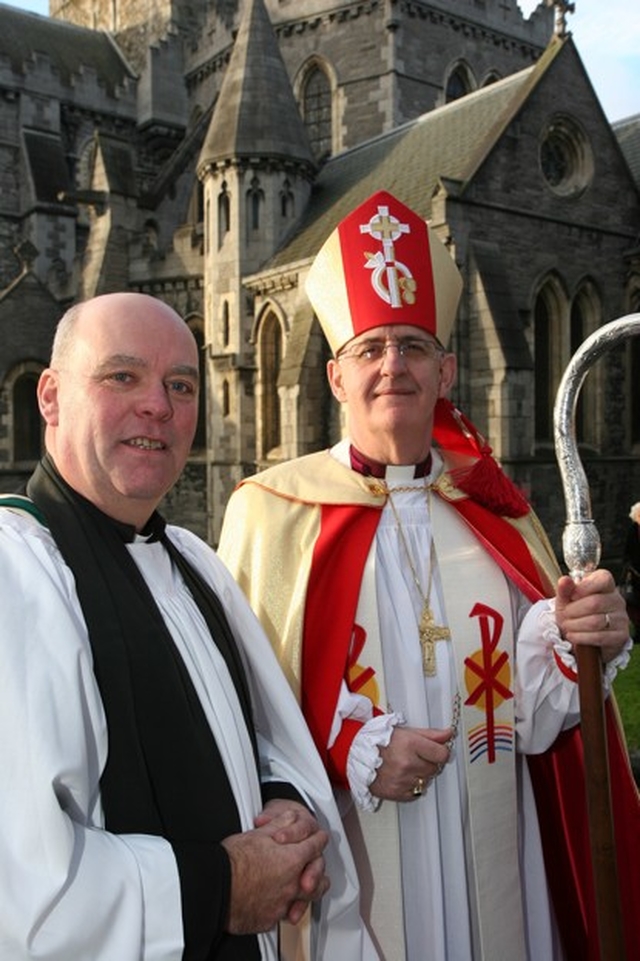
[329,445,595,961]
[0,507,378,961]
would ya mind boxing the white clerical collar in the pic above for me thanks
[330,438,441,484]
[384,464,424,484]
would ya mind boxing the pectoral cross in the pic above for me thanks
[419,604,451,676]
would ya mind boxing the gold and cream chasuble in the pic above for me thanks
[219,441,570,961]
[331,447,559,960]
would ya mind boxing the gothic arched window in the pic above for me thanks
[302,66,332,161]
[280,179,295,219]
[569,299,587,442]
[258,311,282,458]
[445,63,474,103]
[570,284,600,448]
[481,71,501,88]
[246,176,263,240]
[222,300,230,348]
[222,379,230,418]
[534,294,554,444]
[533,279,600,448]
[187,320,206,451]
[218,184,230,248]
[533,280,566,445]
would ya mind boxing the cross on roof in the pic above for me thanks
[547,0,576,38]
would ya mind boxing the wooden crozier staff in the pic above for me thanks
[553,312,640,961]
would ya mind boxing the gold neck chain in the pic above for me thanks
[368,480,425,496]
[384,481,451,676]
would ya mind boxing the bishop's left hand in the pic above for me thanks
[554,569,629,663]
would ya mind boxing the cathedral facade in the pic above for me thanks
[0,0,639,565]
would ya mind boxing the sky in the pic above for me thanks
[3,0,639,124]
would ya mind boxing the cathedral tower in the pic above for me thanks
[49,0,206,72]
[197,0,315,541]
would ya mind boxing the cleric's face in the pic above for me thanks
[38,294,199,529]
[327,324,457,463]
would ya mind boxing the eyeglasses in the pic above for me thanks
[337,338,444,365]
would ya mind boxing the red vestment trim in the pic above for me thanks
[301,503,380,778]
[528,702,640,960]
[444,492,640,959]
[554,648,579,682]
[300,490,640,961]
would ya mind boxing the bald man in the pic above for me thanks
[0,293,377,961]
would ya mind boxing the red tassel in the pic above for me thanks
[434,399,530,518]
[450,455,530,518]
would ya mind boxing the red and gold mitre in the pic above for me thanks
[305,190,463,354]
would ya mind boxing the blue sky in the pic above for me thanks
[3,0,639,123]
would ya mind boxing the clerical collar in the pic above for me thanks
[137,512,166,543]
[349,445,432,479]
[36,455,167,544]
[82,500,165,544]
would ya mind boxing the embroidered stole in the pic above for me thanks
[346,495,526,961]
[431,494,526,960]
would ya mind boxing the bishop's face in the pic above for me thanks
[326,324,457,464]
[38,293,200,530]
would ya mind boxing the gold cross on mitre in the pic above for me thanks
[419,604,451,676]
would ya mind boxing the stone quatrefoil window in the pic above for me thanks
[539,116,594,197]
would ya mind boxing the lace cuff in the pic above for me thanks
[346,712,405,813]
[543,600,632,689]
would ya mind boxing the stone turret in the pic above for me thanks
[197,0,315,541]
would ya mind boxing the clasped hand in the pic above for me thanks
[222,799,330,935]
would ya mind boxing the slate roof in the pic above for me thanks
[265,38,565,270]
[0,3,135,94]
[198,0,314,171]
[613,114,640,188]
